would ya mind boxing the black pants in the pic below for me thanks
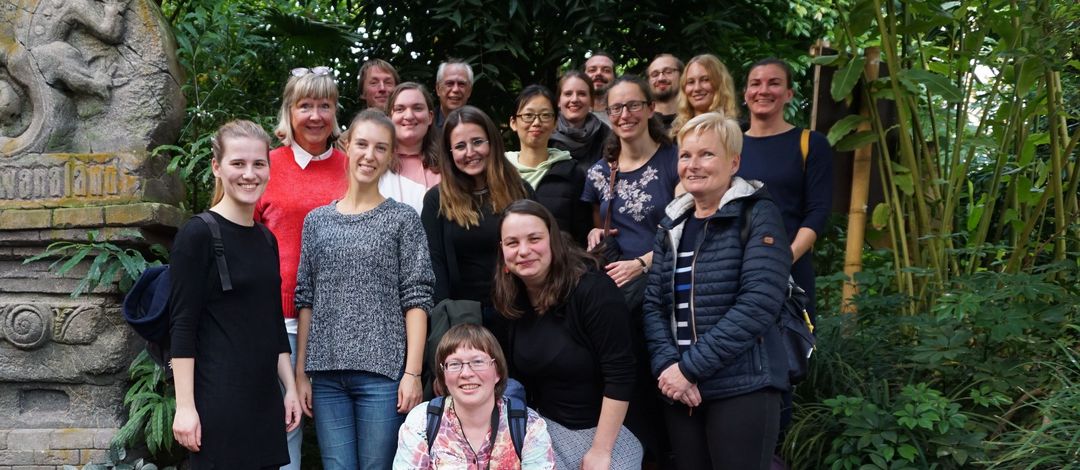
[663,389,781,470]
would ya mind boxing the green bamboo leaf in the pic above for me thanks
[835,130,877,152]
[811,54,841,66]
[871,203,890,230]
[1019,138,1036,166]
[1016,58,1043,94]
[894,173,914,196]
[966,195,987,232]
[827,115,869,145]
[831,56,865,102]
[899,69,964,103]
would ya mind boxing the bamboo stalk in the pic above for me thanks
[841,47,881,314]
[1043,68,1067,263]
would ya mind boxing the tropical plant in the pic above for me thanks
[822,0,1080,313]
[111,350,179,459]
[21,231,167,296]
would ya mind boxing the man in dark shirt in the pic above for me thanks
[648,53,683,131]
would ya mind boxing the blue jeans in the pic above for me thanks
[280,332,301,470]
[310,370,403,470]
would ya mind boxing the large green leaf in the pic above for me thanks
[835,130,877,152]
[827,114,869,145]
[831,56,866,102]
[899,69,964,102]
[871,203,890,230]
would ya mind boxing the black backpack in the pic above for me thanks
[425,395,529,460]
[122,212,273,373]
[738,199,817,385]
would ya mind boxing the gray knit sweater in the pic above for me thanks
[294,199,435,379]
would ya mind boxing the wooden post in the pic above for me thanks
[840,47,881,314]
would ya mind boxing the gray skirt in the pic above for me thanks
[543,416,643,469]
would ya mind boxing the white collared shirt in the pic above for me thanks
[291,142,334,170]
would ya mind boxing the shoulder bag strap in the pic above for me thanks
[800,128,811,171]
[600,162,618,235]
[195,212,232,292]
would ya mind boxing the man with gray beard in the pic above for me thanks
[647,53,683,131]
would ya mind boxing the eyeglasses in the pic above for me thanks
[451,138,489,153]
[515,112,556,124]
[442,358,495,373]
[605,100,649,117]
[290,66,332,77]
[648,67,679,79]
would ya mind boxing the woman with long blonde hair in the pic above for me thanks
[669,54,739,136]
[171,120,301,468]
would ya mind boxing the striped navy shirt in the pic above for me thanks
[674,215,708,353]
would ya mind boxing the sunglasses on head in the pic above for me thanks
[290,66,332,77]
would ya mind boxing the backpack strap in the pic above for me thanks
[800,128,811,171]
[425,396,445,455]
[255,222,275,249]
[425,395,529,461]
[195,213,233,292]
[505,396,528,460]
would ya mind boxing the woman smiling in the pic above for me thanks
[494,200,641,470]
[506,84,592,246]
[422,106,531,313]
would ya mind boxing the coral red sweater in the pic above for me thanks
[255,146,347,319]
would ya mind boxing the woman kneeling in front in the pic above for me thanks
[395,323,555,468]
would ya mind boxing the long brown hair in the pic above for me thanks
[493,200,592,318]
[210,120,272,206]
[438,106,528,228]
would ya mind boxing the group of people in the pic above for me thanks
[168,51,833,470]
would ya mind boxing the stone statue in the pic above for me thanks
[0,2,184,464]
[0,0,182,156]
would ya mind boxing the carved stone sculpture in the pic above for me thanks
[1,0,183,156]
[0,1,185,465]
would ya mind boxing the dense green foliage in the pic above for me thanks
[797,0,1080,467]
[157,0,837,212]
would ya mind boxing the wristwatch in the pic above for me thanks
[635,256,648,274]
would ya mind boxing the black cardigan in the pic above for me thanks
[533,158,592,247]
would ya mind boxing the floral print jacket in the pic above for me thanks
[394,397,556,469]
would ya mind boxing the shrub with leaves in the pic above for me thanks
[111,350,179,458]
[22,231,167,296]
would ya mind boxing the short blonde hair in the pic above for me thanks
[273,72,341,146]
[677,111,743,158]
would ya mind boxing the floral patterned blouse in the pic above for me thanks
[580,143,680,258]
[394,397,556,469]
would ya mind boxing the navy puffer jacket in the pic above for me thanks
[642,177,792,400]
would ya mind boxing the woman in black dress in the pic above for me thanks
[170,120,302,468]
